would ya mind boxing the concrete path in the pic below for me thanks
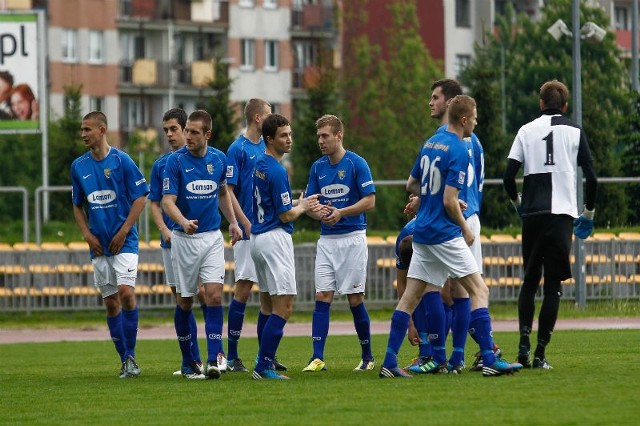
[1,318,639,344]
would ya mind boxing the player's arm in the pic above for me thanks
[161,194,196,235]
[218,184,242,244]
[279,193,320,223]
[406,175,421,197]
[226,183,252,236]
[109,195,147,254]
[72,204,103,256]
[444,185,474,246]
[150,201,172,244]
[502,158,521,202]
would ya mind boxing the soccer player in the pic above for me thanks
[379,95,522,378]
[503,80,598,369]
[250,114,320,380]
[71,111,149,378]
[149,108,205,376]
[225,98,286,372]
[302,114,376,373]
[161,110,243,379]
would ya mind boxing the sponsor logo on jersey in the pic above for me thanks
[87,190,116,205]
[226,165,233,178]
[458,171,466,185]
[186,180,217,194]
[321,184,349,198]
[103,169,111,179]
[207,164,214,175]
[163,178,169,191]
[281,192,291,206]
[337,170,346,180]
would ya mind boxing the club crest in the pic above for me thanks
[103,168,111,179]
[207,164,214,175]
[338,170,346,180]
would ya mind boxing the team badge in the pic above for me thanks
[207,164,214,175]
[338,170,346,180]
[104,169,111,179]
[280,192,291,206]
[226,165,233,178]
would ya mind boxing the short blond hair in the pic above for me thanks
[315,114,344,135]
[447,95,476,125]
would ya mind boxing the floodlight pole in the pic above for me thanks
[572,0,587,309]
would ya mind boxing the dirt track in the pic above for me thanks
[1,318,639,344]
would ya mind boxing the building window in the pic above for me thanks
[454,54,471,79]
[121,97,147,132]
[90,96,104,112]
[88,31,104,64]
[241,39,255,71]
[455,0,471,28]
[264,0,277,9]
[239,0,254,8]
[120,0,133,17]
[270,102,278,114]
[264,40,278,71]
[61,29,77,62]
[615,6,629,31]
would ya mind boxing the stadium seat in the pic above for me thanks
[367,236,388,245]
[497,276,522,286]
[148,239,162,248]
[13,287,42,296]
[506,256,523,266]
[137,263,164,272]
[42,286,67,296]
[376,258,395,268]
[152,284,173,295]
[68,286,98,296]
[225,261,235,271]
[39,242,68,251]
[479,234,491,243]
[12,242,41,251]
[489,234,517,243]
[618,232,640,241]
[135,284,152,295]
[483,256,507,266]
[591,232,616,241]
[0,287,13,297]
[67,241,90,251]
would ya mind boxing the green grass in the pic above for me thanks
[1,299,639,329]
[0,330,638,425]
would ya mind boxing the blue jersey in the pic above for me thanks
[436,124,484,218]
[251,153,294,235]
[149,152,176,248]
[71,147,149,258]
[410,128,469,245]
[226,135,265,239]
[395,218,415,270]
[306,150,375,235]
[162,146,228,233]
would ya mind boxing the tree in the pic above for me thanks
[463,0,631,227]
[341,0,441,230]
[199,60,239,152]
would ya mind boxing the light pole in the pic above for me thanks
[546,4,606,309]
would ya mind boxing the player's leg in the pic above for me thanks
[93,257,127,368]
[303,289,333,372]
[447,279,470,373]
[114,253,139,365]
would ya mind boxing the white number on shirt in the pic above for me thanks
[419,155,442,196]
[254,186,265,224]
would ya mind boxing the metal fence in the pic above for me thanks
[1,235,639,313]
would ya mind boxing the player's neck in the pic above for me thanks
[447,124,464,140]
[244,127,262,144]
[90,141,110,161]
[265,147,283,161]
[328,147,346,165]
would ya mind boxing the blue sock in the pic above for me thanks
[227,299,246,360]
[174,305,194,366]
[469,307,496,366]
[443,303,453,341]
[257,311,269,346]
[424,291,446,364]
[121,307,138,358]
[188,309,201,363]
[449,297,470,366]
[204,305,224,363]
[106,312,127,362]
[311,301,331,360]
[413,295,431,358]
[382,310,410,368]
[351,302,372,360]
[256,314,287,372]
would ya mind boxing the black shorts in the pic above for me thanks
[521,214,573,282]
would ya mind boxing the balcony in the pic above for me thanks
[117,0,228,31]
[119,59,220,93]
[291,3,334,38]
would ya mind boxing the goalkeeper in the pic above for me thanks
[502,79,598,370]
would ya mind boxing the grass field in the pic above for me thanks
[1,329,638,425]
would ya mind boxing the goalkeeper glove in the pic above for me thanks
[573,207,595,239]
[510,193,523,218]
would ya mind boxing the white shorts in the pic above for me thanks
[171,230,225,297]
[92,253,138,298]
[466,214,483,273]
[161,247,176,287]
[233,239,258,283]
[250,228,296,296]
[407,237,479,287]
[315,230,367,295]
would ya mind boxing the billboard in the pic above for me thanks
[0,12,40,130]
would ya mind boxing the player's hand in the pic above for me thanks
[510,193,523,219]
[403,194,419,218]
[160,227,172,245]
[462,226,475,247]
[241,218,252,237]
[321,206,342,226]
[108,229,127,255]
[300,193,320,213]
[229,222,243,245]
[182,219,198,235]
[458,199,468,212]
[84,233,103,257]
[573,208,595,239]
[407,324,421,346]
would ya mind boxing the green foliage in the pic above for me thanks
[341,0,441,230]
[620,92,640,224]
[464,0,633,227]
[0,134,40,222]
[200,60,239,152]
[47,83,86,221]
